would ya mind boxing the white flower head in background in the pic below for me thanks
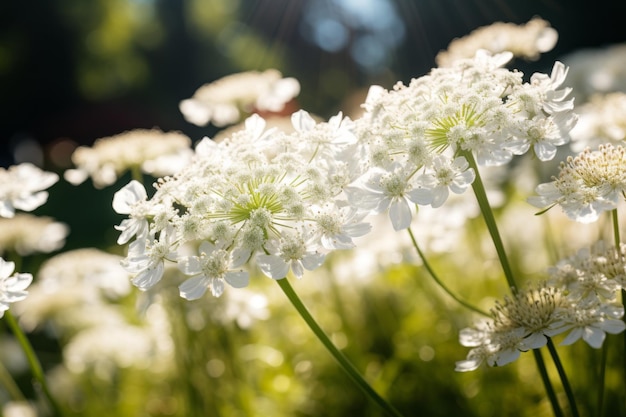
[570,92,626,152]
[0,163,59,218]
[14,248,132,331]
[64,129,193,188]
[0,257,33,318]
[436,17,558,67]
[0,214,69,256]
[179,69,300,127]
[528,144,626,223]
[561,43,626,102]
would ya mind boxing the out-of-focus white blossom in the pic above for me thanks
[570,92,626,151]
[179,69,300,127]
[0,258,32,318]
[64,129,192,188]
[0,214,68,256]
[437,18,558,67]
[14,248,131,330]
[2,401,37,417]
[0,163,59,218]
[561,43,626,102]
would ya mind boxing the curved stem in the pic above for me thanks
[547,339,580,417]
[4,310,62,417]
[533,349,564,417]
[462,151,517,292]
[276,278,405,417]
[407,228,489,317]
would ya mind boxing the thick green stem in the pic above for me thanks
[407,228,489,317]
[462,151,517,291]
[276,278,404,417]
[4,310,62,417]
[533,349,564,417]
[547,339,580,417]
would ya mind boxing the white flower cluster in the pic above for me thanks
[456,241,626,372]
[65,129,193,188]
[346,50,576,229]
[0,258,32,318]
[114,112,371,300]
[570,92,626,151]
[179,69,300,127]
[0,214,69,256]
[529,143,626,223]
[436,17,558,67]
[0,163,59,218]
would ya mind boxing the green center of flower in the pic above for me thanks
[426,103,481,153]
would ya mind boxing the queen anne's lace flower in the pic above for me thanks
[349,50,575,229]
[528,144,626,223]
[65,129,192,188]
[115,112,371,299]
[0,258,33,318]
[436,18,558,67]
[179,69,300,127]
[0,163,59,218]
[570,92,626,151]
[0,214,69,256]
[457,241,626,372]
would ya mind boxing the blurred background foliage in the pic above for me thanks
[1,0,626,416]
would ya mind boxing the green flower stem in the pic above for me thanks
[462,150,517,291]
[130,165,143,183]
[4,310,62,417]
[407,228,489,317]
[276,278,404,417]
[463,151,570,416]
[612,208,626,415]
[533,349,564,417]
[612,209,621,248]
[547,339,580,417]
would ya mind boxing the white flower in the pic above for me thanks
[546,301,626,348]
[528,144,626,223]
[0,214,68,256]
[345,166,418,231]
[113,180,152,244]
[64,129,192,188]
[256,231,325,279]
[310,204,371,250]
[0,258,32,317]
[121,227,177,291]
[0,163,58,218]
[179,69,300,127]
[570,92,626,152]
[436,18,558,67]
[177,241,249,299]
[412,155,475,208]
